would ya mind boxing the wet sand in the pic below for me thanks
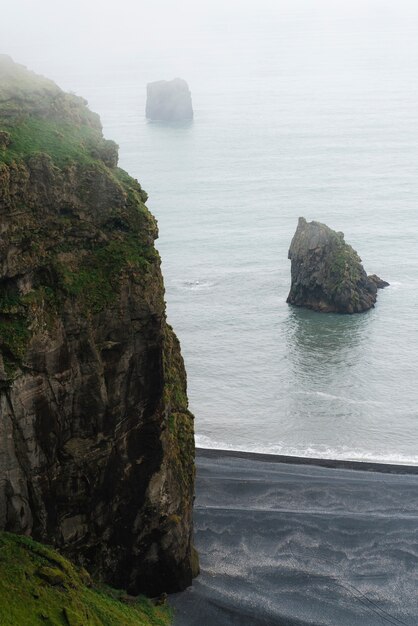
[170,448,418,625]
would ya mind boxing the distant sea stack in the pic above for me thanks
[146,78,193,121]
[0,55,198,596]
[287,217,389,313]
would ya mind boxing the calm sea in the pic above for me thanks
[24,1,418,464]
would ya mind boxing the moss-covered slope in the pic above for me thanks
[0,532,171,626]
[0,54,198,596]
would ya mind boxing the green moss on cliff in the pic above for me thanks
[161,325,198,578]
[55,237,158,314]
[163,325,196,491]
[0,117,104,167]
[0,57,197,592]
[0,532,172,626]
[0,56,156,367]
[0,55,116,169]
[0,286,59,375]
[328,238,363,294]
[0,317,29,362]
[114,167,149,203]
[0,229,158,374]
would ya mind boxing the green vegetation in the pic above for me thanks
[0,234,157,376]
[328,236,363,294]
[0,532,172,626]
[0,55,59,111]
[0,117,105,167]
[0,169,156,373]
[114,168,149,203]
[56,237,157,314]
[163,326,196,491]
[0,316,29,356]
[0,56,197,596]
[162,325,199,579]
[0,287,58,375]
[0,55,115,168]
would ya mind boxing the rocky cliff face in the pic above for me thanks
[146,79,193,121]
[0,55,198,595]
[287,217,388,313]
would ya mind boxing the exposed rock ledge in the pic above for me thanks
[0,54,198,596]
[287,217,389,313]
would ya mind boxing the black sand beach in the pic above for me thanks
[170,449,418,625]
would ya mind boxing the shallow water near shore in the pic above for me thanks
[22,0,418,464]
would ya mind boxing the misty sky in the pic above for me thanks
[3,0,418,80]
[2,0,418,153]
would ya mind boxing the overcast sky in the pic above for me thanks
[3,0,418,66]
[2,0,418,105]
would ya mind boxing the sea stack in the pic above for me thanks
[287,217,388,313]
[0,55,198,595]
[146,78,193,121]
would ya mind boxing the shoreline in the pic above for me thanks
[172,448,418,625]
[196,446,418,475]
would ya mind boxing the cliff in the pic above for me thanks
[146,79,193,121]
[287,217,388,313]
[0,55,198,596]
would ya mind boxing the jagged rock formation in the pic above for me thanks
[287,217,389,313]
[0,55,198,595]
[146,78,193,121]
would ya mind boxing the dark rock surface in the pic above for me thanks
[0,56,198,595]
[368,273,390,289]
[171,449,418,625]
[146,78,193,121]
[287,217,388,313]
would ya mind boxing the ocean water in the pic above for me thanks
[23,1,418,464]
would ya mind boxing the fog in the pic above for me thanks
[3,0,418,93]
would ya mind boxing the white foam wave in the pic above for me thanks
[296,391,384,406]
[171,279,216,291]
[195,434,418,466]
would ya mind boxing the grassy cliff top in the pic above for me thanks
[0,54,60,103]
[0,55,115,167]
[0,532,171,626]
